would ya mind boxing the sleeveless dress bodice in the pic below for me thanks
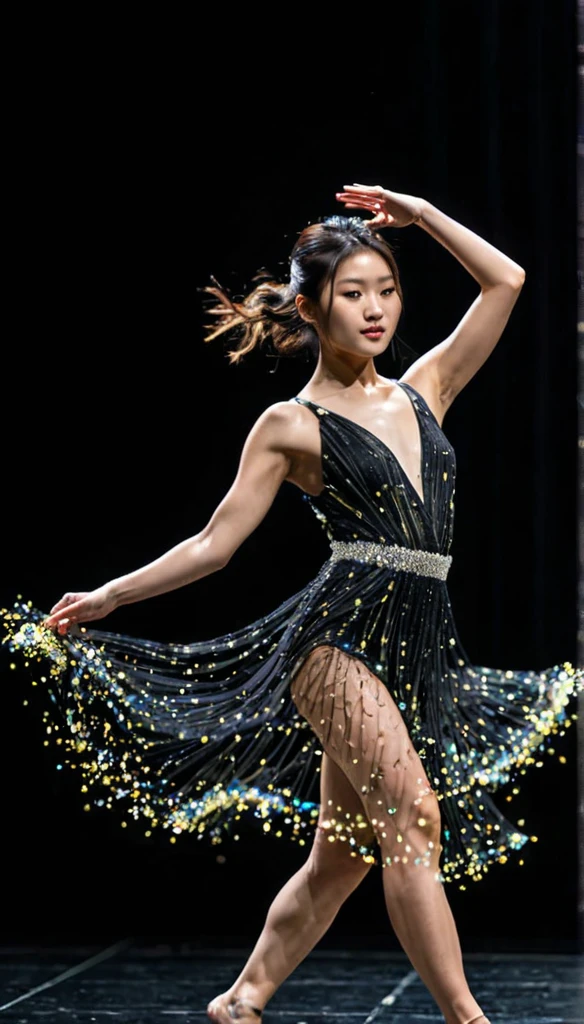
[293,380,455,556]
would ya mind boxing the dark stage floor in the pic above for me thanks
[0,943,582,1022]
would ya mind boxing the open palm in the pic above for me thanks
[336,183,425,228]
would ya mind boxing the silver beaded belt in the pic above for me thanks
[328,540,452,581]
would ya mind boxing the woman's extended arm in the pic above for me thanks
[43,403,296,632]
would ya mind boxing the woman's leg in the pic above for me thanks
[207,750,376,1022]
[288,646,488,1024]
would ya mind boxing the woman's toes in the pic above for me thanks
[207,996,225,1023]
[207,994,261,1023]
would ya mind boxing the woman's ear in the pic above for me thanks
[295,293,317,326]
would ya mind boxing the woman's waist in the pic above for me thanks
[326,539,452,582]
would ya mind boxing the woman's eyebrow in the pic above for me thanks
[337,274,394,285]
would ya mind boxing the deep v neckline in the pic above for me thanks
[294,380,427,510]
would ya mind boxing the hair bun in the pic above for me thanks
[322,215,373,236]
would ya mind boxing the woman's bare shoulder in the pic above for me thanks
[251,399,319,454]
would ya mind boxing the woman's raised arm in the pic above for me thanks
[336,184,526,411]
[43,403,298,633]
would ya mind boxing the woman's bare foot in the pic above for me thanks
[207,991,263,1023]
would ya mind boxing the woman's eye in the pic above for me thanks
[342,288,395,299]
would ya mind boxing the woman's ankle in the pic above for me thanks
[444,1006,486,1024]
[227,981,268,1013]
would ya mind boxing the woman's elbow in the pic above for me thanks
[189,532,231,579]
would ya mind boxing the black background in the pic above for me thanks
[2,2,579,951]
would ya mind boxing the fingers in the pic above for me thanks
[336,197,383,214]
[49,593,79,615]
[42,601,86,632]
[342,183,384,193]
[336,190,380,201]
[368,213,388,226]
[335,198,393,228]
[336,197,380,209]
[341,204,363,210]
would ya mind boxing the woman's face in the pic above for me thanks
[316,249,402,359]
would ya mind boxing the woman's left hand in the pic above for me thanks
[335,183,426,228]
[41,585,117,635]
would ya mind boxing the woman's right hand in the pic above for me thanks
[42,585,117,635]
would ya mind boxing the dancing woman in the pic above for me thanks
[3,184,581,1024]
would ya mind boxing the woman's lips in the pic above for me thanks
[361,328,385,338]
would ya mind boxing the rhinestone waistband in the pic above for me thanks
[328,540,452,581]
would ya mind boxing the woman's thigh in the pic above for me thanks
[291,644,442,869]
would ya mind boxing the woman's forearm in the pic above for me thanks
[107,535,223,609]
[417,201,525,289]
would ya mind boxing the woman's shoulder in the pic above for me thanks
[252,399,320,455]
[253,398,316,435]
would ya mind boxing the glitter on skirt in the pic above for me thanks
[2,380,582,889]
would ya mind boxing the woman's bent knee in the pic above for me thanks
[373,790,443,872]
[414,791,442,845]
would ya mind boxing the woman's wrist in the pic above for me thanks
[103,579,123,610]
[414,199,433,225]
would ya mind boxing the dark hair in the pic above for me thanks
[202,216,417,368]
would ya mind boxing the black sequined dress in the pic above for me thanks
[2,380,581,887]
